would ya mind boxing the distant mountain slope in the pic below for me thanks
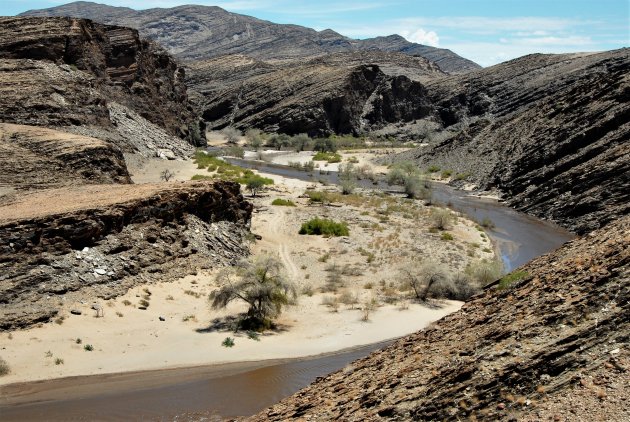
[387,49,630,234]
[20,1,481,74]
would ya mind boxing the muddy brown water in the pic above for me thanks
[1,159,575,420]
[0,342,389,421]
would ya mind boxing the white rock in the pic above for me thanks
[94,268,107,275]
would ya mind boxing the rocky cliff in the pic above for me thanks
[0,123,130,192]
[388,49,630,234]
[0,16,205,151]
[0,181,253,330]
[194,52,440,136]
[251,215,629,421]
[21,1,481,74]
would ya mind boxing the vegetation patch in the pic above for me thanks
[312,151,342,163]
[299,218,349,237]
[271,198,296,207]
[498,270,529,290]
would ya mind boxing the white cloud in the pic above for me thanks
[400,28,440,47]
[397,16,582,33]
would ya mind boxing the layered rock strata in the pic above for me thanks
[0,182,253,330]
[0,16,205,149]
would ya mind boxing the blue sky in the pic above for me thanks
[3,0,629,66]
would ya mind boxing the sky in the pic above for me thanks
[3,0,629,66]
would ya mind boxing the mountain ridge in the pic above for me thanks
[20,1,481,74]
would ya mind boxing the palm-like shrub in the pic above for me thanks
[210,255,296,330]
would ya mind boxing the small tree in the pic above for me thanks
[338,162,357,195]
[466,259,503,286]
[291,133,310,152]
[430,208,455,230]
[222,127,241,144]
[400,263,448,301]
[387,161,431,199]
[245,129,263,150]
[160,169,174,182]
[246,176,267,197]
[210,255,296,329]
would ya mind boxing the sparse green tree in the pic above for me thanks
[387,161,431,199]
[400,263,448,301]
[246,175,267,197]
[210,255,296,329]
[245,129,263,150]
[222,127,241,144]
[291,133,310,152]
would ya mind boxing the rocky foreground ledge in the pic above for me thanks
[250,216,629,421]
[0,182,252,330]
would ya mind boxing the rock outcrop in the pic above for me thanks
[0,123,130,192]
[194,53,439,136]
[0,181,253,330]
[387,49,630,234]
[21,2,480,74]
[251,215,629,421]
[0,16,206,151]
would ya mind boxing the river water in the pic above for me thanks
[1,159,575,420]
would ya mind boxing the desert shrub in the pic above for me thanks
[182,314,196,322]
[305,190,328,203]
[247,331,261,341]
[160,169,175,182]
[245,128,263,150]
[222,337,235,348]
[323,266,344,292]
[480,217,495,229]
[271,198,296,206]
[246,175,271,197]
[222,127,241,144]
[339,291,359,308]
[84,344,94,352]
[139,299,150,307]
[223,144,245,158]
[313,152,342,163]
[361,297,378,321]
[299,218,349,237]
[291,133,311,152]
[210,255,296,330]
[301,285,314,296]
[387,162,431,199]
[318,252,331,262]
[427,165,441,173]
[347,156,359,163]
[55,358,64,365]
[455,172,471,181]
[440,170,452,178]
[338,162,357,194]
[0,357,9,376]
[399,263,449,301]
[498,270,529,290]
[467,259,503,286]
[430,208,455,230]
[313,138,337,153]
[441,232,454,241]
[75,338,82,344]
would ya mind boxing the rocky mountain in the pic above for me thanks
[386,49,630,234]
[251,215,629,421]
[0,181,252,330]
[0,16,206,154]
[191,52,442,135]
[20,1,481,74]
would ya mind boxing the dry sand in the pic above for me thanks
[1,151,495,388]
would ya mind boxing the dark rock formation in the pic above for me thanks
[0,181,253,330]
[388,49,630,234]
[194,53,439,136]
[0,123,131,191]
[0,16,205,148]
[250,216,630,421]
[21,1,481,74]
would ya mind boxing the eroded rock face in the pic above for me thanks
[195,54,437,136]
[250,216,629,421]
[0,16,205,148]
[21,2,481,74]
[389,49,630,234]
[0,181,253,330]
[0,123,131,191]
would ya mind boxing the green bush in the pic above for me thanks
[441,170,453,178]
[498,270,529,290]
[84,344,94,351]
[272,198,296,206]
[222,337,235,348]
[427,165,441,173]
[299,218,349,237]
[313,152,342,163]
[441,232,454,241]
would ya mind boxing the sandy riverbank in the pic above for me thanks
[1,150,494,389]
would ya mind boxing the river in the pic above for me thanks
[0,159,575,420]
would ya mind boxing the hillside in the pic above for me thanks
[0,16,206,154]
[251,215,629,421]
[20,1,481,74]
[387,49,630,234]
[191,52,442,135]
